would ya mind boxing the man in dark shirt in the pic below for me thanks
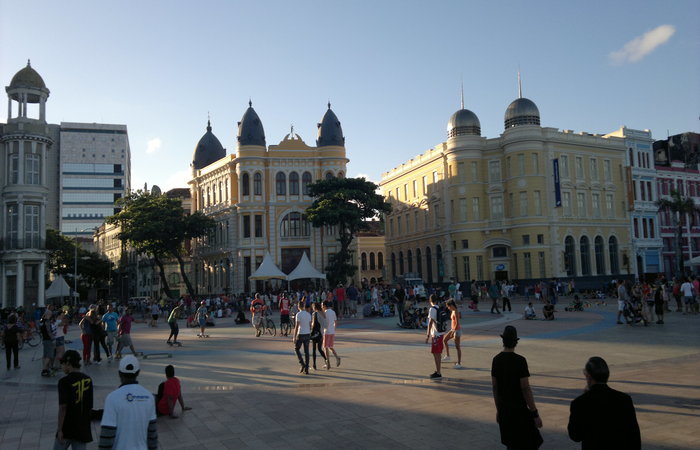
[55,350,93,449]
[491,325,543,449]
[394,284,406,326]
[568,356,641,449]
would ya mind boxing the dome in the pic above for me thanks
[192,121,226,170]
[447,109,481,137]
[237,101,266,146]
[7,60,49,103]
[504,97,540,129]
[316,103,345,147]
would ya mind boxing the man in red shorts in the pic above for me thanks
[250,293,266,337]
[425,294,445,379]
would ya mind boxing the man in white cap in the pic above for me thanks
[99,355,157,449]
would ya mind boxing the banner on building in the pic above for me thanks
[553,158,562,207]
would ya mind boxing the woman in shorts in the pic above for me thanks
[442,299,463,369]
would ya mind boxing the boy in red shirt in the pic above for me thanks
[157,365,191,418]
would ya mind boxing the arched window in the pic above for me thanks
[609,236,620,274]
[580,236,591,276]
[253,173,262,195]
[276,172,286,195]
[241,173,250,196]
[426,247,433,283]
[377,252,383,270]
[370,252,376,270]
[337,171,345,179]
[416,248,422,278]
[399,251,405,275]
[407,250,413,273]
[564,236,576,276]
[361,253,367,270]
[325,171,334,180]
[391,253,397,279]
[302,171,313,195]
[289,172,300,195]
[280,212,311,237]
[595,236,605,275]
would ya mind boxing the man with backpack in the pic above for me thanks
[425,294,447,379]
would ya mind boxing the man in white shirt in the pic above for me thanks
[680,277,695,314]
[322,301,341,370]
[293,302,312,375]
[99,355,157,449]
[616,280,629,324]
[425,295,445,379]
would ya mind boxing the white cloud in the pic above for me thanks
[160,169,191,192]
[146,137,162,154]
[354,173,377,183]
[609,24,675,65]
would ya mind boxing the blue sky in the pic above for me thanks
[1,0,699,191]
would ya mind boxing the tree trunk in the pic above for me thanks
[152,253,172,297]
[174,251,196,298]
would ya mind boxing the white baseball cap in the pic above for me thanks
[118,355,140,374]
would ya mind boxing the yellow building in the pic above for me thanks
[380,94,631,288]
[189,103,347,294]
[350,221,386,287]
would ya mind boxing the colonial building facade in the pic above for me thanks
[380,93,632,288]
[189,103,347,295]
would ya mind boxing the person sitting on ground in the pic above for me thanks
[524,302,536,320]
[543,300,555,320]
[156,364,192,418]
[234,310,250,324]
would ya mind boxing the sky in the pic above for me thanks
[1,0,699,192]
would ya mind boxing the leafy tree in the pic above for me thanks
[656,189,700,276]
[106,190,215,298]
[305,177,392,286]
[45,228,111,295]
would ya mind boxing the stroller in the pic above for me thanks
[623,300,648,326]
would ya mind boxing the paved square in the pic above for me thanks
[2,298,699,449]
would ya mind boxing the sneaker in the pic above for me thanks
[94,360,101,365]
[336,357,341,367]
[429,372,442,379]
[41,370,50,377]
[442,355,451,361]
[454,363,464,369]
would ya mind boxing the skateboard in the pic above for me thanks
[197,334,210,338]
[167,341,183,346]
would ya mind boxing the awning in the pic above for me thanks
[45,275,79,299]
[287,252,326,281]
[685,255,700,267]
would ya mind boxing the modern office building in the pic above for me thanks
[1,61,130,308]
[189,103,347,295]
[380,91,632,289]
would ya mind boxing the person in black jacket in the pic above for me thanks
[568,356,641,449]
[3,315,22,370]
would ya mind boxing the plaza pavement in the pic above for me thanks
[1,296,699,449]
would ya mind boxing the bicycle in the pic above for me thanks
[279,317,291,337]
[263,313,276,336]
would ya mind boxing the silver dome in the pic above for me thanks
[504,97,540,129]
[447,109,481,137]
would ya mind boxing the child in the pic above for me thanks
[524,302,536,320]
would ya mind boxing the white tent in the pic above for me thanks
[287,252,326,281]
[249,252,288,280]
[685,255,700,267]
[45,274,78,299]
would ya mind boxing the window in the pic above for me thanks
[575,156,584,179]
[532,153,539,173]
[414,211,419,231]
[397,216,402,234]
[243,215,251,238]
[649,218,655,238]
[461,239,469,249]
[378,252,384,269]
[590,158,598,181]
[458,162,465,181]
[493,247,507,258]
[517,154,525,176]
[280,212,311,238]
[537,234,544,244]
[403,184,408,200]
[609,236,619,274]
[488,160,501,183]
[606,194,614,218]
[276,172,286,195]
[407,250,413,272]
[592,193,601,217]
[524,252,532,278]
[595,236,605,275]
[433,204,440,227]
[459,198,467,221]
[369,253,376,270]
[490,196,503,219]
[564,236,576,276]
[325,171,334,180]
[522,235,530,245]
[405,213,410,233]
[471,162,478,182]
[603,160,612,181]
[534,191,542,216]
[476,255,483,281]
[361,253,367,270]
[472,197,480,221]
[577,192,586,216]
[463,256,470,281]
[6,204,18,248]
[508,193,514,217]
[289,172,299,195]
[395,187,400,200]
[25,154,41,185]
[580,236,591,275]
[519,192,528,217]
[301,172,312,195]
[253,173,262,195]
[389,218,394,236]
[412,180,417,197]
[241,173,250,196]
[422,176,427,195]
[538,252,546,278]
[560,155,569,178]
[254,214,263,238]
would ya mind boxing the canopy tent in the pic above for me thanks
[287,252,326,281]
[685,255,700,267]
[45,274,78,299]
[249,252,288,280]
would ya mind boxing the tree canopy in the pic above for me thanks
[305,177,392,286]
[106,190,215,297]
[46,228,111,294]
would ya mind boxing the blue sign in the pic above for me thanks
[496,264,506,271]
[553,158,562,207]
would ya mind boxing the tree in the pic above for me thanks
[305,177,392,286]
[46,228,111,296]
[106,190,215,298]
[656,189,700,276]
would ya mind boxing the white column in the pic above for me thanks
[40,96,46,121]
[38,261,46,306]
[16,260,24,308]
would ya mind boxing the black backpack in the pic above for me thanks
[432,305,450,333]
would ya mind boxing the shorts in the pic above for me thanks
[152,314,159,321]
[618,300,626,312]
[55,336,65,347]
[198,318,206,327]
[118,334,132,347]
[106,330,117,345]
[280,314,290,324]
[683,296,693,304]
[323,333,335,348]
[431,335,444,354]
[43,340,56,359]
[451,328,462,338]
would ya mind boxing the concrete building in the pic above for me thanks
[351,220,385,287]
[380,90,631,289]
[189,103,347,295]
